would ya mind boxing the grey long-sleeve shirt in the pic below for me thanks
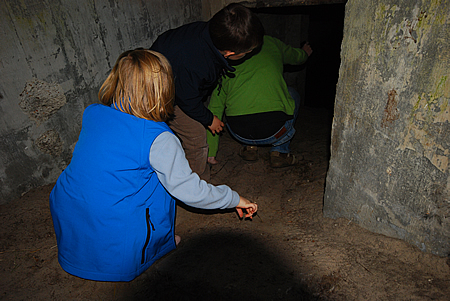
[149,131,240,209]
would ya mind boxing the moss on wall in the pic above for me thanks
[0,0,201,204]
[324,0,450,256]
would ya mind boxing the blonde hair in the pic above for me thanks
[98,49,174,122]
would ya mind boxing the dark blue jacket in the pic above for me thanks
[151,22,235,126]
[49,104,176,281]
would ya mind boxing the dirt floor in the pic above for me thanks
[1,107,449,300]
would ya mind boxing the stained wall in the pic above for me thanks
[0,0,201,204]
[324,0,450,256]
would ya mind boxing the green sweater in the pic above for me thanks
[207,35,309,157]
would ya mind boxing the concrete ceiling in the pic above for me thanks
[244,0,347,8]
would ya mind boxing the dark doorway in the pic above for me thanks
[254,3,346,111]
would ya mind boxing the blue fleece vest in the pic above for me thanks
[49,104,176,281]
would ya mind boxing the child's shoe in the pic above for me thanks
[239,146,258,161]
[270,151,296,168]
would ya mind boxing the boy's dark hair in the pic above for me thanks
[209,3,264,54]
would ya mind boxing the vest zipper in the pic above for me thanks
[141,208,155,264]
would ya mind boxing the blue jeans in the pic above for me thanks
[226,87,300,154]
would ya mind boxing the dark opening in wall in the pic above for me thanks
[253,4,345,111]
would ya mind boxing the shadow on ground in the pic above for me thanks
[121,231,314,301]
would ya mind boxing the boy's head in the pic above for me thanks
[209,3,264,60]
[99,49,174,122]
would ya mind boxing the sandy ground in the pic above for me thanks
[1,107,449,300]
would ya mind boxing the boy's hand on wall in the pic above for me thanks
[302,42,313,56]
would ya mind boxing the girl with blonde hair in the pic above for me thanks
[49,49,257,282]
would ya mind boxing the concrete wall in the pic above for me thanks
[201,0,228,19]
[324,0,450,256]
[0,0,201,204]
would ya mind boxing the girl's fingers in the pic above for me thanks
[236,207,244,218]
[236,201,258,219]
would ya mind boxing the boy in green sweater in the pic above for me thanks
[207,35,312,168]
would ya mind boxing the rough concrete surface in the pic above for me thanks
[324,0,450,256]
[0,0,201,204]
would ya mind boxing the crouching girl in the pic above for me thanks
[49,49,257,282]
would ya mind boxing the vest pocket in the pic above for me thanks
[141,208,155,264]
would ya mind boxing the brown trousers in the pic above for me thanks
[167,106,210,181]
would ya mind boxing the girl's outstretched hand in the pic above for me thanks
[236,196,258,219]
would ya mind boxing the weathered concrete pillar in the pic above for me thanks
[0,0,201,204]
[324,0,450,256]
